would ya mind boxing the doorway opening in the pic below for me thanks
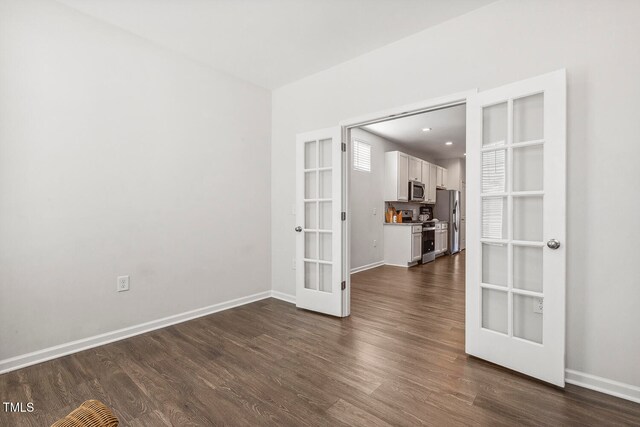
[345,101,467,325]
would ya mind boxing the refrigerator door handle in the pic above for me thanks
[453,199,459,232]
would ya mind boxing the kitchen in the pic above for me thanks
[349,104,466,273]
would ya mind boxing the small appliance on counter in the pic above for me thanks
[418,206,432,222]
[400,210,416,223]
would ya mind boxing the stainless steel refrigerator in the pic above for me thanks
[434,189,461,254]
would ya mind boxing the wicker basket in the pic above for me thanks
[51,400,118,427]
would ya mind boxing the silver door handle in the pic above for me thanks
[295,226,302,232]
[547,239,560,249]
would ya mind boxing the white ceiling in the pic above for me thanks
[58,0,495,89]
[362,104,466,159]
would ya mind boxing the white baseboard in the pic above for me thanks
[350,261,385,274]
[270,290,296,304]
[565,369,640,404]
[382,262,410,268]
[0,290,272,375]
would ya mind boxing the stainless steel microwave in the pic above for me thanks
[409,180,425,202]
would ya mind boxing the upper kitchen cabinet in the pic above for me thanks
[423,160,437,204]
[436,166,447,189]
[408,156,422,182]
[429,163,438,203]
[385,151,445,203]
[384,151,409,201]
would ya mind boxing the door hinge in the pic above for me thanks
[341,281,346,290]
[341,142,346,152]
[341,212,346,221]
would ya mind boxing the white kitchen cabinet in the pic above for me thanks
[421,161,430,185]
[384,151,409,201]
[421,160,436,204]
[436,166,447,189]
[442,168,448,189]
[435,222,448,255]
[428,163,438,203]
[408,156,422,182]
[384,224,422,267]
[411,231,422,262]
[385,151,444,203]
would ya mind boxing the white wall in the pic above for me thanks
[272,0,640,389]
[349,128,434,270]
[0,0,271,362]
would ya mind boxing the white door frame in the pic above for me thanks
[338,90,477,316]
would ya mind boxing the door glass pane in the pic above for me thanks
[319,264,332,293]
[305,140,316,169]
[482,197,507,239]
[304,262,317,290]
[483,102,507,147]
[513,196,543,241]
[319,201,332,230]
[514,93,544,143]
[304,232,317,259]
[305,202,317,229]
[319,138,332,168]
[482,288,507,334]
[513,294,543,344]
[513,245,543,292]
[482,243,507,286]
[319,232,332,261]
[319,170,331,199]
[513,144,543,192]
[482,150,506,193]
[305,171,317,199]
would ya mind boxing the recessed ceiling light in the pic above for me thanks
[422,128,432,132]
[445,141,453,145]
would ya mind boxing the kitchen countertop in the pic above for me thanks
[383,222,424,226]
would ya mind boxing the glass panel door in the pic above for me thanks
[296,127,344,317]
[467,70,566,386]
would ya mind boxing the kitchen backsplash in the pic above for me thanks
[385,202,433,220]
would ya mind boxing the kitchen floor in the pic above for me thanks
[2,252,640,425]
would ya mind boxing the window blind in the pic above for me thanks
[482,150,506,239]
[353,140,371,172]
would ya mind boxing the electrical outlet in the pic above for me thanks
[292,257,296,270]
[373,239,377,247]
[117,275,130,292]
[372,208,377,216]
[533,297,543,314]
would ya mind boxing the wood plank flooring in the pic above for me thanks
[2,252,640,426]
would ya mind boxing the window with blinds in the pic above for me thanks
[482,150,506,239]
[352,140,371,172]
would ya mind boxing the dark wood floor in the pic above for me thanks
[2,253,640,426]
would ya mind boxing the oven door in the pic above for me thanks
[422,227,435,262]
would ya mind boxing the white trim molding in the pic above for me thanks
[0,291,272,375]
[270,290,296,304]
[350,261,384,274]
[566,369,640,404]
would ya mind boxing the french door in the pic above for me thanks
[295,127,346,317]
[466,70,566,386]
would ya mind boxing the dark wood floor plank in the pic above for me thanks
[2,252,639,426]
